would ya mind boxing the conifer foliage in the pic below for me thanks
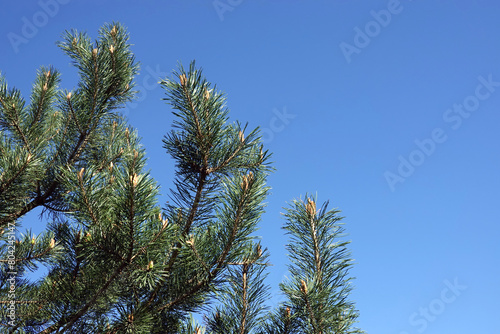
[260,196,364,333]
[0,23,363,333]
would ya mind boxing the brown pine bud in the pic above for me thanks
[134,150,138,159]
[306,198,316,217]
[300,279,308,294]
[238,130,244,142]
[241,172,254,191]
[256,244,262,258]
[204,88,210,100]
[43,83,48,91]
[66,92,72,100]
[109,161,113,171]
[147,260,154,271]
[92,48,98,57]
[125,128,129,139]
[132,173,139,187]
[45,70,51,78]
[179,74,187,86]
[49,238,55,249]
[78,167,85,180]
[111,26,117,36]
[286,306,291,317]
[128,314,134,322]
[109,45,115,53]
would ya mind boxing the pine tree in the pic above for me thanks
[260,196,364,334]
[0,23,363,333]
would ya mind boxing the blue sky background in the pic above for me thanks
[2,1,499,333]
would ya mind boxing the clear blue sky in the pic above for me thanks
[2,1,499,333]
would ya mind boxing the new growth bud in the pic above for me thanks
[78,168,85,180]
[204,88,210,100]
[49,238,55,249]
[147,260,154,271]
[306,198,316,217]
[300,279,308,294]
[131,173,139,187]
[31,237,36,245]
[179,74,187,86]
[43,83,48,91]
[238,130,244,143]
[67,92,72,100]
[256,244,262,258]
[92,48,98,57]
[109,45,115,53]
[111,26,117,36]
[241,171,254,191]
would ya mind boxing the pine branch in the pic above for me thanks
[39,261,129,334]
